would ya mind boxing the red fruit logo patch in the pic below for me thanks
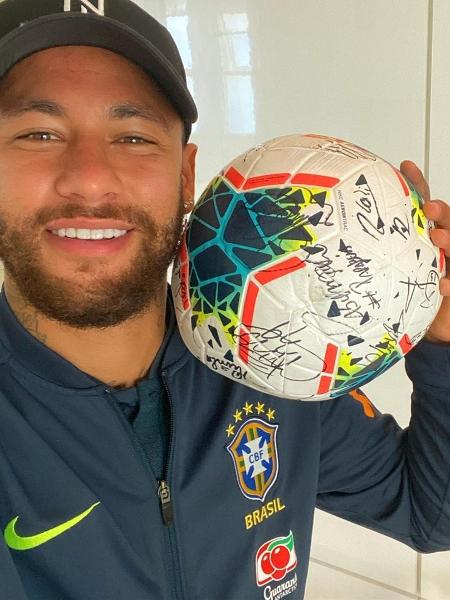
[255,531,297,586]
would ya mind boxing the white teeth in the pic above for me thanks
[50,228,128,240]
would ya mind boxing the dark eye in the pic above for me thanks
[18,131,58,142]
[120,136,150,144]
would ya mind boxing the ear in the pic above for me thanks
[181,143,197,214]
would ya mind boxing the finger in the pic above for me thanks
[400,160,430,202]
[440,277,450,296]
[424,199,450,230]
[429,227,450,252]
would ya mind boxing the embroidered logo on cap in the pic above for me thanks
[64,0,105,15]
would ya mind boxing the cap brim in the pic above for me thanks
[0,13,198,130]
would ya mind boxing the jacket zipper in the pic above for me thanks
[104,379,183,599]
[161,371,185,600]
[158,479,173,525]
[159,371,175,526]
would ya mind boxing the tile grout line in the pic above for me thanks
[424,0,434,182]
[309,556,420,599]
[418,10,433,600]
[416,3,432,594]
[416,552,422,599]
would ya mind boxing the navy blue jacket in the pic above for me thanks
[1,288,450,600]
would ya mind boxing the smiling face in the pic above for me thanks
[0,46,196,327]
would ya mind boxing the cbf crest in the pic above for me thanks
[226,404,279,502]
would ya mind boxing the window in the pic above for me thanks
[165,11,196,133]
[219,12,255,135]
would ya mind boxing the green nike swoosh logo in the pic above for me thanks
[4,501,100,551]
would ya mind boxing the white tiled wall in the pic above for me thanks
[306,558,419,600]
[422,552,450,600]
[2,0,449,598]
[309,509,418,596]
[429,0,450,200]
[421,1,450,598]
[155,0,444,598]
[145,0,433,596]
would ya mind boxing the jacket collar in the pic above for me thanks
[0,286,188,392]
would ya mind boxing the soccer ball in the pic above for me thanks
[171,134,444,400]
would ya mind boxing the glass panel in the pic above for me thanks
[166,15,192,69]
[226,75,255,134]
[220,33,251,70]
[221,12,249,33]
[165,0,187,16]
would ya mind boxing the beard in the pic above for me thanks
[0,197,185,328]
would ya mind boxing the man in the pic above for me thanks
[0,1,450,599]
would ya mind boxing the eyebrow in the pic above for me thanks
[0,99,170,131]
[108,103,170,132]
[0,99,66,119]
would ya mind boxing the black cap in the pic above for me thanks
[0,0,198,139]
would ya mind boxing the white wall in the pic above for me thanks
[138,1,445,598]
[1,0,449,598]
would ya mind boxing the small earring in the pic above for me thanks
[184,200,193,211]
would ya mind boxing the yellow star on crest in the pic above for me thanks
[255,401,265,415]
[226,424,235,437]
[233,409,243,423]
[266,408,276,421]
[243,401,253,415]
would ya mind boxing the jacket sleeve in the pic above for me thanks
[316,339,450,553]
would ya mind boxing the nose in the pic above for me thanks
[54,137,122,203]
